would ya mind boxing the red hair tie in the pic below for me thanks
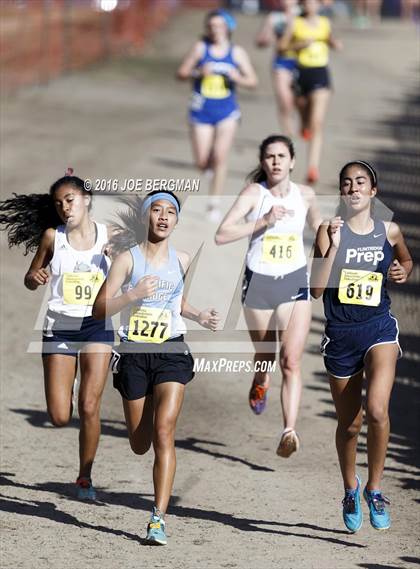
[65,167,74,176]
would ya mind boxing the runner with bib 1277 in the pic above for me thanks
[93,190,219,545]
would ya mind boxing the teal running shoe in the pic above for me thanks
[363,487,391,530]
[146,507,167,545]
[76,477,97,500]
[342,475,363,533]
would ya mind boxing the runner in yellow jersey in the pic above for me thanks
[279,0,342,184]
[255,0,300,136]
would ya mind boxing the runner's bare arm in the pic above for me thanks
[93,251,158,319]
[386,221,413,283]
[276,21,294,52]
[177,250,191,275]
[310,220,342,298]
[176,42,205,80]
[181,297,219,330]
[231,46,258,88]
[255,14,275,48]
[328,32,343,50]
[277,21,310,52]
[177,250,219,330]
[301,185,322,232]
[24,228,55,290]
[215,185,265,245]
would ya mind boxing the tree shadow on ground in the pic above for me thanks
[10,409,273,472]
[0,472,365,548]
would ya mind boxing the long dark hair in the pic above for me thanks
[247,134,295,183]
[0,170,91,254]
[109,190,181,256]
[336,160,378,220]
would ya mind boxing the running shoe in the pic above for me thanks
[306,167,320,184]
[342,475,363,533]
[276,428,300,458]
[249,379,268,415]
[146,507,167,545]
[363,487,391,530]
[76,477,97,500]
[301,128,312,141]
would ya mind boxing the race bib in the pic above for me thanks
[338,269,383,307]
[128,307,171,344]
[262,233,300,264]
[63,272,104,305]
[201,74,229,99]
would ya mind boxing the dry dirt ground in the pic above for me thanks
[1,10,419,569]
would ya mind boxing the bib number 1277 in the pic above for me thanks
[128,307,171,343]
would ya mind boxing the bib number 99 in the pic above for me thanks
[63,272,104,305]
[75,284,92,301]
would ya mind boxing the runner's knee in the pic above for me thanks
[129,436,152,455]
[78,395,100,421]
[196,156,210,170]
[154,422,176,449]
[280,352,301,375]
[48,408,71,428]
[337,416,363,439]
[366,402,389,426]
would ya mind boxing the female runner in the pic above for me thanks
[279,0,342,184]
[0,170,114,499]
[255,0,300,137]
[311,160,412,531]
[93,190,219,545]
[215,135,321,457]
[177,9,257,222]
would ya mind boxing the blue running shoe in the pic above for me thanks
[146,507,167,545]
[363,487,391,530]
[342,475,363,533]
[76,477,97,500]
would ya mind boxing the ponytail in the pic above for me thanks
[0,193,62,254]
[0,169,91,254]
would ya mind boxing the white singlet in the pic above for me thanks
[245,181,308,277]
[48,222,110,317]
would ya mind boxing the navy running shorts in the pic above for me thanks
[42,310,114,357]
[112,335,195,400]
[296,66,331,96]
[321,312,401,379]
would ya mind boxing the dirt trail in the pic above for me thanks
[1,10,419,569]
